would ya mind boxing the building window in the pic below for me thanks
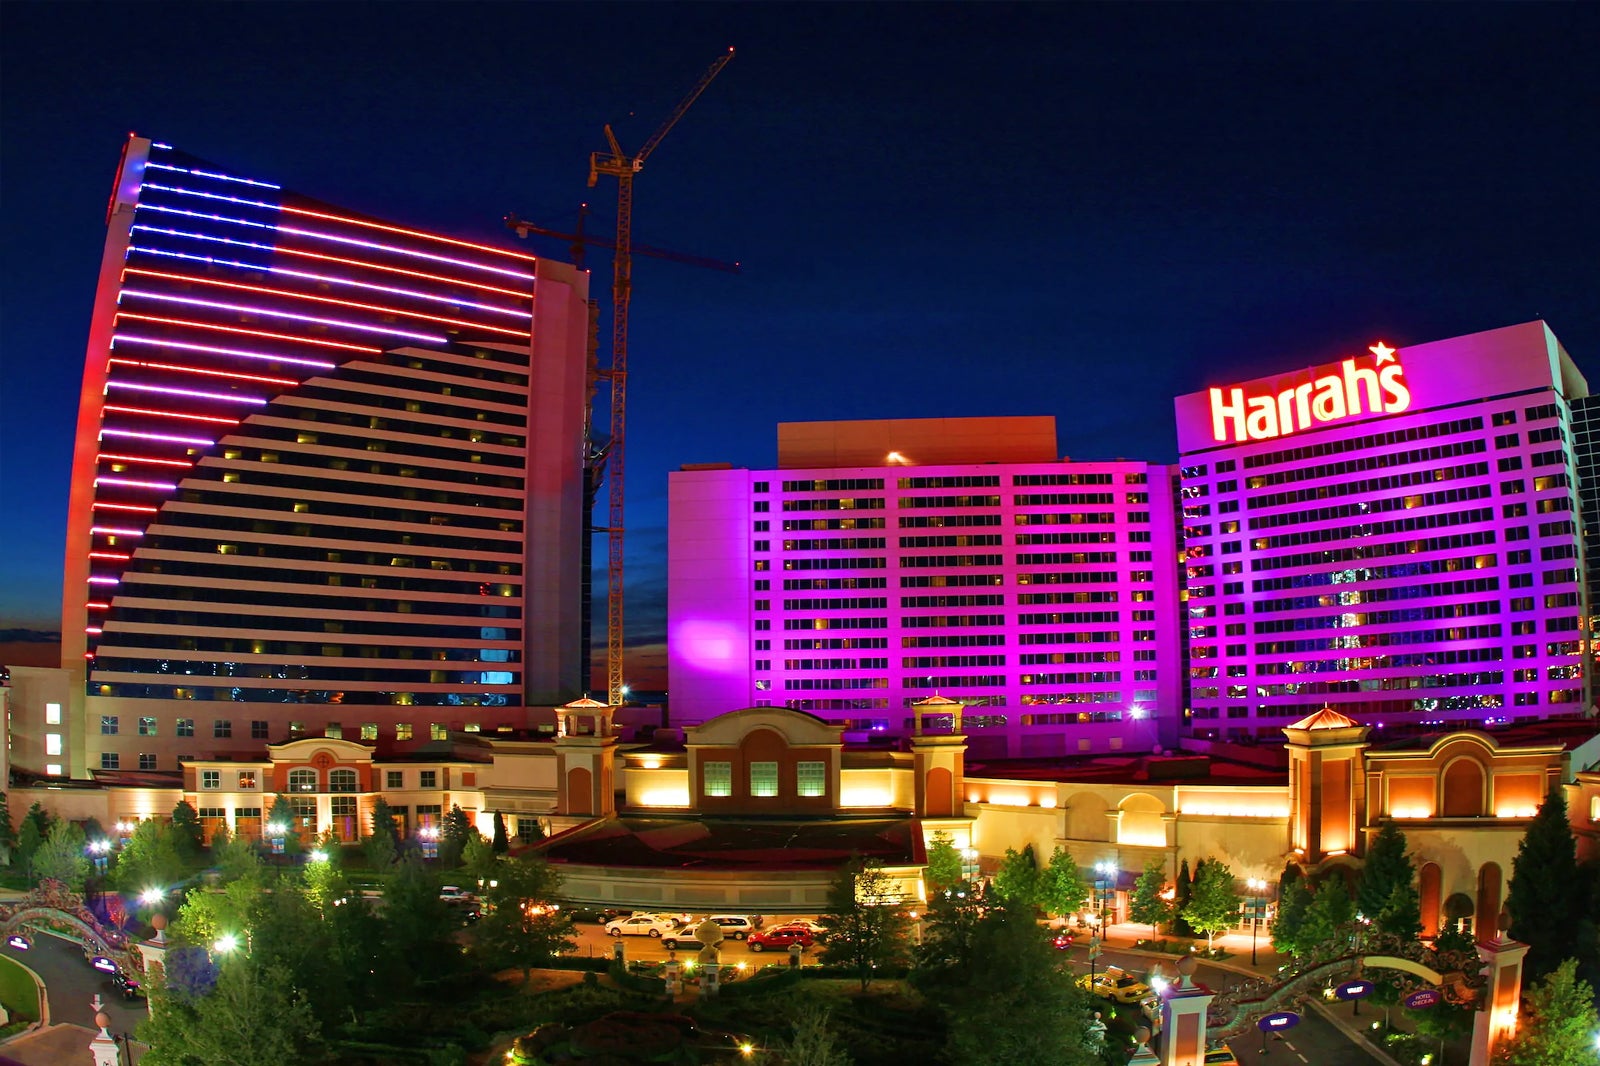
[100,716,119,736]
[386,771,404,789]
[419,770,438,789]
[750,761,780,798]
[201,770,220,789]
[325,722,342,739]
[329,769,357,793]
[46,734,62,757]
[213,719,232,739]
[396,724,414,741]
[464,722,481,733]
[796,761,826,797]
[251,720,269,740]
[139,754,157,771]
[289,721,305,737]
[361,723,378,741]
[45,764,62,776]
[288,768,317,793]
[101,753,119,770]
[45,703,61,725]
[516,817,542,843]
[237,772,256,789]
[139,716,158,736]
[176,718,195,737]
[703,762,732,798]
[430,723,448,741]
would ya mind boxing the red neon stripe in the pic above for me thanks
[89,552,132,560]
[93,503,159,513]
[114,313,381,353]
[105,404,241,425]
[98,452,195,468]
[110,357,298,387]
[124,268,530,338]
[278,205,539,262]
[274,245,532,298]
[86,602,111,610]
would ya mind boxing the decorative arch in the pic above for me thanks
[1440,757,1486,817]
[1116,792,1167,848]
[1475,862,1502,939]
[566,766,593,815]
[1062,792,1111,842]
[1418,862,1441,938]
[925,766,954,817]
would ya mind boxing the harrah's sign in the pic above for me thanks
[1209,342,1410,443]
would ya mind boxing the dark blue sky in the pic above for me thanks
[3,3,1597,686]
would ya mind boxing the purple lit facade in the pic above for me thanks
[668,417,1180,758]
[1174,321,1592,737]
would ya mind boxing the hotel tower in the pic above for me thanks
[1174,321,1592,736]
[58,136,590,775]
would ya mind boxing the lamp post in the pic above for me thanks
[1246,877,1266,965]
[1094,860,1117,927]
[960,847,979,890]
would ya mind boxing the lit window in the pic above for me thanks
[703,762,732,798]
[288,768,317,792]
[325,722,342,739]
[796,761,826,798]
[46,734,62,756]
[176,718,195,737]
[750,762,779,798]
[45,703,61,725]
[361,723,378,741]
[237,772,256,789]
[396,724,414,741]
[45,764,62,776]
[201,770,220,789]
[430,723,448,741]
[139,716,158,736]
[329,769,357,793]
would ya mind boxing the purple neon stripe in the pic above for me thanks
[112,334,335,371]
[99,428,215,447]
[143,163,281,190]
[107,380,267,406]
[117,289,448,344]
[141,181,280,212]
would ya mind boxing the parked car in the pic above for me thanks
[604,913,681,938]
[747,926,813,952]
[772,918,825,936]
[562,904,624,924]
[438,885,474,902]
[702,914,760,940]
[1051,930,1075,950]
[1081,966,1151,1004]
[660,923,705,950]
[1203,1047,1240,1066]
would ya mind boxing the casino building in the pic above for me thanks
[668,417,1182,758]
[1174,322,1592,737]
[52,136,591,777]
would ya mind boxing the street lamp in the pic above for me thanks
[1094,861,1117,926]
[960,847,979,888]
[1246,878,1267,965]
[213,934,239,955]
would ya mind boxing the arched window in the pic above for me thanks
[328,769,357,793]
[1440,758,1485,817]
[288,768,318,793]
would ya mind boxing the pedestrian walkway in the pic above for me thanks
[1093,920,1287,980]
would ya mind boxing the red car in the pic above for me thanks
[746,926,814,952]
[1051,931,1075,950]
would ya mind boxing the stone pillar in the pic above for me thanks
[1158,957,1215,1066]
[1468,934,1529,1066]
[662,956,682,996]
[1129,1026,1161,1066]
[89,998,119,1066]
[135,914,169,1018]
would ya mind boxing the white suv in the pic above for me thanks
[604,913,681,939]
[703,914,760,940]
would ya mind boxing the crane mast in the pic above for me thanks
[588,48,734,707]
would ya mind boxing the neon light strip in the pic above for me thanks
[108,380,266,406]
[114,313,372,354]
[86,602,111,610]
[108,358,298,388]
[95,477,177,490]
[117,288,449,344]
[132,226,533,298]
[143,163,281,190]
[90,527,144,537]
[88,576,121,585]
[111,335,335,372]
[85,627,103,636]
[104,404,241,426]
[92,503,159,513]
[89,552,132,561]
[135,205,535,281]
[142,182,281,211]
[100,428,214,446]
[281,204,538,262]
[125,268,528,337]
[152,142,172,150]
[97,452,194,468]
[132,247,529,317]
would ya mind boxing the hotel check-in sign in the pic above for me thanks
[1208,343,1409,443]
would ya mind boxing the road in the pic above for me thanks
[4,929,148,1040]
[565,920,1382,1065]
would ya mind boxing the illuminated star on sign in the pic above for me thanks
[1369,342,1396,364]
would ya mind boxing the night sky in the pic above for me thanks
[3,3,1597,689]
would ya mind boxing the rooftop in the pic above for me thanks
[536,815,924,870]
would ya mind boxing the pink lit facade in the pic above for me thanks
[1174,321,1592,737]
[58,136,590,775]
[668,417,1181,758]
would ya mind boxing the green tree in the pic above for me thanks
[461,833,498,886]
[1174,858,1195,936]
[1129,858,1175,940]
[172,875,262,948]
[1376,879,1422,941]
[379,852,460,992]
[492,811,510,854]
[369,798,398,845]
[817,857,912,991]
[1491,959,1599,1066]
[15,818,43,880]
[1037,846,1089,920]
[138,956,327,1066]
[1358,822,1414,919]
[1506,785,1581,983]
[0,792,17,866]
[912,879,986,975]
[1181,859,1240,953]
[114,819,187,893]
[362,798,398,870]
[475,854,573,984]
[24,801,53,839]
[1271,877,1314,957]
[170,800,204,861]
[213,832,261,884]
[265,794,301,857]
[924,831,964,895]
[439,804,473,867]
[32,820,90,890]
[1298,878,1355,953]
[991,844,1041,910]
[768,1004,853,1066]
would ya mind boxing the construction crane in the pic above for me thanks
[587,47,736,707]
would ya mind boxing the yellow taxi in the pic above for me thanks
[1080,966,1151,1004]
